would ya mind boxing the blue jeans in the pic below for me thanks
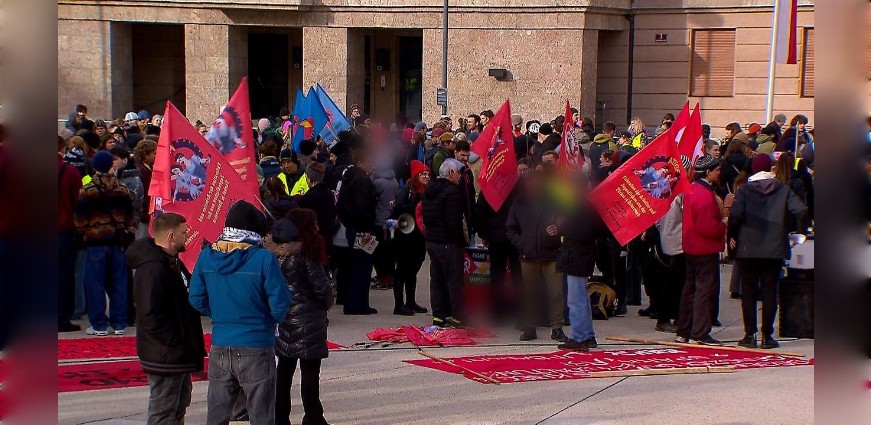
[82,245,128,331]
[206,345,276,425]
[566,275,596,342]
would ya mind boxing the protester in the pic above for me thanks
[536,123,561,162]
[189,200,292,425]
[298,163,338,254]
[336,149,379,315]
[676,156,726,345]
[126,213,206,425]
[267,211,334,425]
[654,157,693,333]
[371,157,399,290]
[555,176,600,351]
[728,154,807,349]
[763,113,787,143]
[390,160,431,315]
[628,117,646,148]
[506,171,568,342]
[454,140,476,241]
[66,104,89,132]
[777,114,811,153]
[59,136,83,332]
[618,131,637,155]
[265,176,300,222]
[721,137,751,194]
[134,139,157,238]
[421,158,467,328]
[589,122,618,171]
[259,140,282,180]
[431,131,456,175]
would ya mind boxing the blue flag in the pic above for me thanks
[291,86,328,153]
[314,83,352,144]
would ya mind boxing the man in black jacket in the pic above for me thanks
[422,158,467,327]
[474,184,522,322]
[126,213,205,425]
[336,149,379,315]
[506,171,569,342]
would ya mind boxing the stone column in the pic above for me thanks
[185,24,242,123]
[58,20,131,121]
[578,29,599,121]
[302,27,363,116]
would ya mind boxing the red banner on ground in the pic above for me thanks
[558,99,583,172]
[58,360,209,393]
[407,347,813,384]
[149,101,263,269]
[367,326,496,347]
[590,127,690,246]
[471,99,518,211]
[204,77,260,196]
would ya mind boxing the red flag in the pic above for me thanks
[590,127,690,246]
[671,101,691,144]
[471,99,518,211]
[677,103,704,167]
[149,101,262,270]
[204,77,260,196]
[558,99,584,172]
[773,0,798,64]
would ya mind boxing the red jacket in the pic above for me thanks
[58,154,82,232]
[682,179,725,255]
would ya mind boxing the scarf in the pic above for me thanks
[217,227,263,246]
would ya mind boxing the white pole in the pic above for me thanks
[765,0,782,122]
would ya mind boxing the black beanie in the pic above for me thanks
[299,139,317,157]
[225,200,268,236]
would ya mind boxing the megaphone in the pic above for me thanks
[397,213,416,235]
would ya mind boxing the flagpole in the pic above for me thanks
[765,0,782,122]
[441,0,449,117]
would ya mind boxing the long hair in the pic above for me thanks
[287,208,328,266]
[266,176,287,201]
[773,151,795,185]
[408,174,427,193]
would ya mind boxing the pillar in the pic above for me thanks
[185,24,247,123]
[302,27,363,116]
[578,30,599,121]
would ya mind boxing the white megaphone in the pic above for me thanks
[397,213,416,235]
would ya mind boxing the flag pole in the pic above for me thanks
[764,0,782,122]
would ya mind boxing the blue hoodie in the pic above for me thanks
[189,241,292,348]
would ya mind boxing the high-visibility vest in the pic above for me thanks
[82,174,92,186]
[277,173,310,196]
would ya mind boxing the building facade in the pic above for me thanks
[58,0,814,138]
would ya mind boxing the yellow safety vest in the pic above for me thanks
[277,173,310,196]
[82,175,92,186]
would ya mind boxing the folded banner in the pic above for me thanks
[407,347,814,384]
[291,86,329,153]
[590,127,690,246]
[367,326,495,347]
[315,83,352,144]
[671,101,691,144]
[204,76,260,197]
[677,103,704,168]
[150,101,262,270]
[471,99,518,211]
[558,99,583,172]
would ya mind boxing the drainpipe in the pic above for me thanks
[625,11,635,126]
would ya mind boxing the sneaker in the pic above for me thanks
[738,334,758,348]
[557,339,589,351]
[519,328,537,341]
[693,335,724,346]
[654,321,678,333]
[113,328,126,336]
[432,317,447,327]
[85,327,109,336]
[59,322,81,333]
[712,319,723,327]
[613,304,628,317]
[393,306,414,316]
[760,335,780,349]
[445,317,466,329]
[581,337,598,349]
[551,328,569,343]
[673,336,689,343]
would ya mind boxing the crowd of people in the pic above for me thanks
[57,103,814,424]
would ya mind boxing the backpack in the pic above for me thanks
[423,146,438,171]
[587,279,617,320]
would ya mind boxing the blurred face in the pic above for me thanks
[95,126,106,137]
[797,122,806,132]
[466,118,478,131]
[706,165,722,182]
[455,149,470,164]
[145,151,156,166]
[418,171,431,186]
[705,144,720,158]
[517,163,530,176]
[112,155,127,171]
[542,153,557,164]
[525,174,543,194]
[112,133,124,143]
[168,223,189,253]
[572,112,580,122]
[105,139,117,151]
[480,115,490,126]
[281,160,297,175]
[364,118,372,127]
[199,126,208,137]
[330,153,337,164]
[359,157,375,174]
[776,119,786,127]
[446,167,461,185]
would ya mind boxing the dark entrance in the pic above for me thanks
[398,36,423,123]
[248,33,289,119]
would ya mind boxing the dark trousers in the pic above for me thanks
[332,246,350,306]
[275,356,327,425]
[659,253,686,323]
[393,233,426,308]
[58,231,77,326]
[596,239,627,306]
[426,242,465,321]
[146,372,192,425]
[641,244,669,316]
[343,228,374,314]
[738,258,781,337]
[486,241,522,318]
[677,254,720,340]
[372,230,395,281]
[625,239,644,305]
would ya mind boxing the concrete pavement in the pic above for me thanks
[58,264,814,425]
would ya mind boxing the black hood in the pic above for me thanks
[341,165,367,185]
[126,238,172,269]
[423,177,454,200]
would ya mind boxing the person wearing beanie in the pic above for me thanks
[728,150,806,350]
[589,121,618,173]
[299,162,338,256]
[431,131,456,175]
[675,155,726,346]
[189,200,291,425]
[74,150,137,337]
[124,112,140,122]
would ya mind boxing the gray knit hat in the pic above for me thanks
[693,155,721,172]
[305,163,326,183]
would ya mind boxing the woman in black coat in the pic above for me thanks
[267,209,334,425]
[390,160,431,316]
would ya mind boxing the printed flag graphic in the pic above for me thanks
[471,99,519,211]
[204,77,259,196]
[315,83,352,144]
[558,99,583,172]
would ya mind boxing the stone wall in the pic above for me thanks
[184,24,248,124]
[131,24,185,116]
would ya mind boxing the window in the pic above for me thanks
[801,27,814,97]
[689,29,736,97]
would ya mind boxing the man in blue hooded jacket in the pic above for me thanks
[189,200,292,425]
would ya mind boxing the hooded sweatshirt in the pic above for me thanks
[588,134,618,170]
[727,171,807,259]
[373,167,399,226]
[755,134,776,155]
[189,238,292,348]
